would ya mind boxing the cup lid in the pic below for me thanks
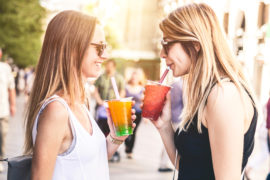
[106,97,133,102]
[146,80,173,88]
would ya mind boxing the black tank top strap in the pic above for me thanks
[209,77,232,90]
[206,77,232,103]
[207,78,256,110]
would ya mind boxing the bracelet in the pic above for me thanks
[108,134,123,145]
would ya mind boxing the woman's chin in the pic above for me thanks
[172,70,180,77]
[173,70,186,77]
[85,72,100,79]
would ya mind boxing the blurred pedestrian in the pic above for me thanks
[24,11,136,179]
[15,69,25,96]
[94,59,125,162]
[148,3,258,179]
[24,67,35,102]
[124,69,145,159]
[0,48,16,172]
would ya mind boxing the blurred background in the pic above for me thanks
[0,0,270,179]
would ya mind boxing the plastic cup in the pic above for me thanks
[142,81,171,121]
[107,98,133,137]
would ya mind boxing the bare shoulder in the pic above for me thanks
[37,100,69,131]
[33,100,70,163]
[205,81,247,126]
[207,81,240,106]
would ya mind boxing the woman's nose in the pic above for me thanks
[160,48,167,59]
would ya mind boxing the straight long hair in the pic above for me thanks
[160,3,257,132]
[24,11,97,154]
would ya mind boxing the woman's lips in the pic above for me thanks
[167,63,174,70]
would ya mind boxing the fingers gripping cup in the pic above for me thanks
[142,81,171,121]
[107,98,133,137]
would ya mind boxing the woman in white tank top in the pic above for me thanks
[24,11,136,180]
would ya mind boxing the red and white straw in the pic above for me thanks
[159,67,170,84]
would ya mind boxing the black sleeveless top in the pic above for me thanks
[174,87,258,180]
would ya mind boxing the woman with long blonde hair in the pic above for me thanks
[149,3,258,179]
[24,11,135,179]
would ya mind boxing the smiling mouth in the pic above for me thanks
[95,62,102,67]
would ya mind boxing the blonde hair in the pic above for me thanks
[24,11,98,154]
[160,3,257,132]
[127,68,146,86]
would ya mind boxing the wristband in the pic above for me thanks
[108,134,123,145]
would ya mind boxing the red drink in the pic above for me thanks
[142,81,171,121]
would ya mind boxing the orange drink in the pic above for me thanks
[107,98,133,136]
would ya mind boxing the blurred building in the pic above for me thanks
[40,0,270,102]
[107,0,162,81]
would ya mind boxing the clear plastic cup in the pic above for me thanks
[107,98,133,136]
[142,81,171,121]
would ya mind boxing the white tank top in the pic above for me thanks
[32,95,110,180]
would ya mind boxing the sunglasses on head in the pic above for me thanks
[161,39,180,55]
[90,42,107,57]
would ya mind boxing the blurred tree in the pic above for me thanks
[84,2,120,49]
[0,0,45,67]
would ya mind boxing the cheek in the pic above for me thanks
[83,49,97,66]
[173,56,191,75]
[82,55,98,77]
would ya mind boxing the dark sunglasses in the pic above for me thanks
[90,42,107,57]
[161,39,180,55]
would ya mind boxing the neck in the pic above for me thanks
[130,82,137,86]
[107,71,115,77]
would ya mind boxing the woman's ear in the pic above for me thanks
[193,42,201,52]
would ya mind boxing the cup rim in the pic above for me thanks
[146,80,173,88]
[105,97,133,102]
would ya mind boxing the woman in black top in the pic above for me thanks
[149,3,258,180]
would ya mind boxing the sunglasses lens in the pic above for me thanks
[161,40,168,55]
[94,43,106,56]
[99,48,103,56]
[164,45,168,55]
[100,44,106,56]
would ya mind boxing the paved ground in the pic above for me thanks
[109,119,175,180]
[0,95,174,180]
[0,95,25,180]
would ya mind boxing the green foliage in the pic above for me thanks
[84,3,120,49]
[0,0,46,67]
[104,23,120,49]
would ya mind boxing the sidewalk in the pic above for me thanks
[109,120,174,180]
[0,95,174,180]
[0,95,25,180]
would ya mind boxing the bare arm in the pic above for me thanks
[158,120,180,169]
[151,93,180,169]
[105,108,136,159]
[31,101,69,180]
[205,82,248,180]
[8,88,16,116]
